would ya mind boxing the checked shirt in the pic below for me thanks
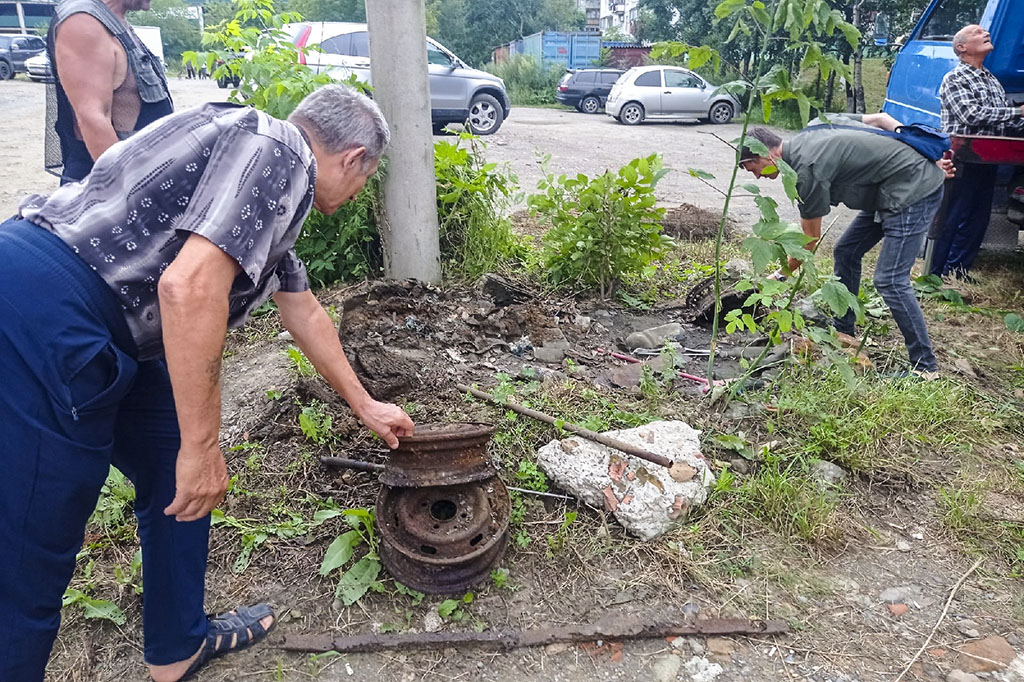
[939,61,1024,137]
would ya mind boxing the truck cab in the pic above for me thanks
[882,0,1023,127]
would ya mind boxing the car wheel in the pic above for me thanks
[217,76,229,88]
[467,93,503,135]
[618,102,644,125]
[0,61,13,80]
[580,95,600,114]
[708,101,734,124]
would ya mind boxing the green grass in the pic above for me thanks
[767,366,1001,482]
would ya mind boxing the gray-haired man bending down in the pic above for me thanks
[0,85,415,682]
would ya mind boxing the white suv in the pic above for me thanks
[284,22,510,135]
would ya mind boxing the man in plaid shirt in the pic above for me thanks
[931,24,1024,279]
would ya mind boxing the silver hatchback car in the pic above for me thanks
[605,65,741,125]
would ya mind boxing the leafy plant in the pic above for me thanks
[546,510,577,556]
[284,345,316,378]
[530,154,674,298]
[62,560,126,625]
[484,55,565,106]
[913,274,966,307]
[89,467,136,537]
[437,592,474,623]
[213,506,338,573]
[1007,313,1024,333]
[435,133,525,279]
[319,508,385,606]
[298,400,333,444]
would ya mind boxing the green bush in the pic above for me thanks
[529,154,673,298]
[435,134,526,279]
[294,175,383,287]
[485,55,566,106]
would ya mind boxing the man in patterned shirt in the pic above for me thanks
[930,23,1024,279]
[0,84,415,682]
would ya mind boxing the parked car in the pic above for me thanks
[605,65,740,126]
[0,34,46,80]
[555,68,624,113]
[284,21,510,135]
[24,52,53,82]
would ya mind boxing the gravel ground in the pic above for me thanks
[0,76,856,234]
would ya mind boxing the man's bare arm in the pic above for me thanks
[274,289,414,447]
[861,112,901,131]
[159,234,240,522]
[54,14,120,160]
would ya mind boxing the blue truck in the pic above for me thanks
[883,0,1024,244]
[882,0,1023,127]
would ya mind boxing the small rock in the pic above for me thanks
[532,346,566,364]
[650,653,682,682]
[683,656,724,682]
[955,620,982,639]
[545,643,570,655]
[609,362,644,388]
[423,610,443,633]
[688,637,706,655]
[896,539,913,552]
[277,330,293,341]
[573,314,592,329]
[952,357,978,379]
[724,259,753,280]
[947,670,981,682]
[888,603,909,618]
[810,459,848,488]
[957,635,1016,673]
[707,637,736,657]
[625,323,683,350]
[880,585,922,604]
[669,637,687,650]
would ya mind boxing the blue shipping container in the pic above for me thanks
[520,31,602,70]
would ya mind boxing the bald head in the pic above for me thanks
[953,24,993,65]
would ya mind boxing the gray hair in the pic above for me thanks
[289,84,390,167]
[953,24,982,56]
[740,127,783,161]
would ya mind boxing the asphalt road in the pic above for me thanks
[0,77,843,231]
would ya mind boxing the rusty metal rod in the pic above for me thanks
[318,456,574,500]
[320,456,385,473]
[455,383,672,469]
[280,618,788,654]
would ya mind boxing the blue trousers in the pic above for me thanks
[832,189,942,372]
[0,219,208,680]
[929,163,998,277]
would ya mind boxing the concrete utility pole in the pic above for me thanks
[365,0,442,284]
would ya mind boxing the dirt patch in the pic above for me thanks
[662,202,734,241]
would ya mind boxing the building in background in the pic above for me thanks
[575,0,601,32]
[599,0,639,35]
[0,0,55,34]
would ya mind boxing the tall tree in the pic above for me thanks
[129,0,202,65]
[287,0,364,22]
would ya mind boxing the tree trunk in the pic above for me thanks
[851,0,866,113]
[824,69,837,111]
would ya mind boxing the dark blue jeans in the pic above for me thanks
[832,189,942,372]
[929,163,998,277]
[0,219,208,680]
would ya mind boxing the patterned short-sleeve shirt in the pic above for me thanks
[19,102,317,359]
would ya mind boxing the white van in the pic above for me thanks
[283,22,510,135]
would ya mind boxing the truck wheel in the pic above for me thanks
[618,102,644,125]
[217,75,230,89]
[708,101,734,124]
[0,61,13,80]
[467,93,503,135]
[580,95,600,114]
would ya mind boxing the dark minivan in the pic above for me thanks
[556,68,624,113]
[0,34,46,80]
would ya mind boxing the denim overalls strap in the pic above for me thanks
[44,0,174,183]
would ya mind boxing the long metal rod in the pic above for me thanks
[280,618,788,654]
[455,383,672,468]
[317,456,574,500]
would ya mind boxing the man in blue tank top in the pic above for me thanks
[46,0,173,184]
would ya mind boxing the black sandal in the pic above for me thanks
[178,603,276,681]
